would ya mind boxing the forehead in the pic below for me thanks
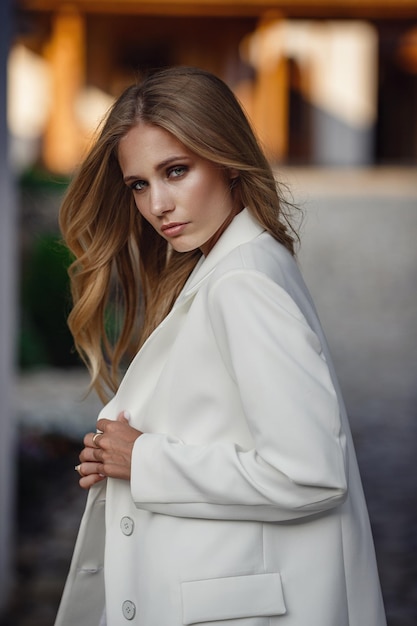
[118,123,190,167]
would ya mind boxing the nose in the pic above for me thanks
[149,183,174,217]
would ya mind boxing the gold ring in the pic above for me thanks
[75,464,84,477]
[92,433,101,447]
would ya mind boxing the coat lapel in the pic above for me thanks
[98,294,195,425]
[99,209,265,426]
[176,208,265,302]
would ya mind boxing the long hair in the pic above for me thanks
[60,66,298,401]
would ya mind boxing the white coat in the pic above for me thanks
[55,209,386,626]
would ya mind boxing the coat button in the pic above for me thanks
[122,600,136,620]
[120,516,134,536]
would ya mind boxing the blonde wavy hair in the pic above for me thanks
[60,66,297,401]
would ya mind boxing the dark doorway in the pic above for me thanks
[376,22,417,164]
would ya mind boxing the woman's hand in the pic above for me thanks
[75,411,142,489]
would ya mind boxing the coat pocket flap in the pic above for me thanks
[181,572,286,624]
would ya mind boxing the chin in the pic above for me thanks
[170,241,200,254]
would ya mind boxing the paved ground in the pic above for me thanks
[0,371,96,626]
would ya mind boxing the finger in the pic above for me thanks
[99,460,131,481]
[79,446,104,464]
[78,472,106,490]
[83,431,98,448]
[92,432,103,447]
[96,418,112,433]
[83,431,103,449]
[75,463,84,477]
[76,461,104,477]
[117,410,131,424]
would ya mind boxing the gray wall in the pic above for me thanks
[311,105,375,166]
[289,169,417,425]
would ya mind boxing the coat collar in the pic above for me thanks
[101,210,264,419]
[178,208,265,301]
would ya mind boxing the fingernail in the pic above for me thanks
[123,410,131,422]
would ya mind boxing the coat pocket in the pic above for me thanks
[181,572,286,624]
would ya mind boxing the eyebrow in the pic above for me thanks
[123,155,189,184]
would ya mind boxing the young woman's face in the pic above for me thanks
[118,123,240,256]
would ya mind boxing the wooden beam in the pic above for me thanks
[17,0,417,19]
[43,6,87,173]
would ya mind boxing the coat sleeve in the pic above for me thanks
[130,269,348,522]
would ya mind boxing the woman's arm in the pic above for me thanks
[129,270,348,522]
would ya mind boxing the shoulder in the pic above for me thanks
[210,231,304,296]
[205,232,319,330]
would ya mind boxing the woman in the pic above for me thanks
[56,67,386,625]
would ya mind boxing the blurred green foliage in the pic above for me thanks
[19,233,80,368]
[19,166,70,192]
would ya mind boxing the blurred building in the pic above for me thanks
[11,0,417,173]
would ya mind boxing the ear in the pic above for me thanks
[228,168,239,182]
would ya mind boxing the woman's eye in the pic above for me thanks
[131,180,147,192]
[168,165,187,178]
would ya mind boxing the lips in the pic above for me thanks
[161,222,189,237]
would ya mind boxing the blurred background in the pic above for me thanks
[0,0,416,624]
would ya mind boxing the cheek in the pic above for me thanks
[133,198,148,219]
[194,180,226,214]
